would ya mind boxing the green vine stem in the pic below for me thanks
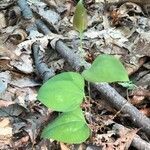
[79,32,83,50]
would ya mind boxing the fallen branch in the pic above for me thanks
[36,20,51,35]
[132,135,150,150]
[52,40,90,71]
[32,42,55,82]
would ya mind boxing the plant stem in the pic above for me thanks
[87,81,91,99]
[79,32,83,50]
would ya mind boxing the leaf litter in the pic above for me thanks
[0,0,150,149]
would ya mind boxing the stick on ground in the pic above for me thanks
[17,0,33,20]
[32,42,55,82]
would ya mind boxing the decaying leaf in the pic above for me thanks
[10,54,34,74]
[60,142,70,150]
[0,71,11,94]
[0,118,12,148]
[0,12,6,29]
[0,46,11,60]
[114,128,138,150]
[9,29,27,44]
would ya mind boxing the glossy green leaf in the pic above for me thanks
[41,108,90,144]
[73,0,87,33]
[37,72,85,112]
[82,54,129,83]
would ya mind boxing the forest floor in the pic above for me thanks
[0,0,150,149]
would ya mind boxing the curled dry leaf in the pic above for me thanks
[110,2,143,26]
[9,29,27,44]
[118,2,143,14]
[136,73,150,88]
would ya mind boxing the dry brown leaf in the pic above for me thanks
[0,100,15,107]
[14,135,30,148]
[9,29,27,44]
[130,95,145,105]
[0,12,6,29]
[140,108,150,117]
[60,142,70,150]
[0,118,12,147]
[0,46,11,59]
[114,128,138,150]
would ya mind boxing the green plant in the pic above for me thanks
[37,54,129,144]
[38,0,129,144]
[73,0,87,49]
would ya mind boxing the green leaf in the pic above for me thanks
[37,72,85,112]
[82,54,129,83]
[118,81,137,90]
[48,72,84,90]
[41,108,90,144]
[73,0,87,33]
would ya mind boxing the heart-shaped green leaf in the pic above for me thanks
[37,72,85,112]
[41,108,90,144]
[73,0,87,33]
[82,54,129,83]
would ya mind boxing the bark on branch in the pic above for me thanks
[32,42,55,82]
[17,0,33,20]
